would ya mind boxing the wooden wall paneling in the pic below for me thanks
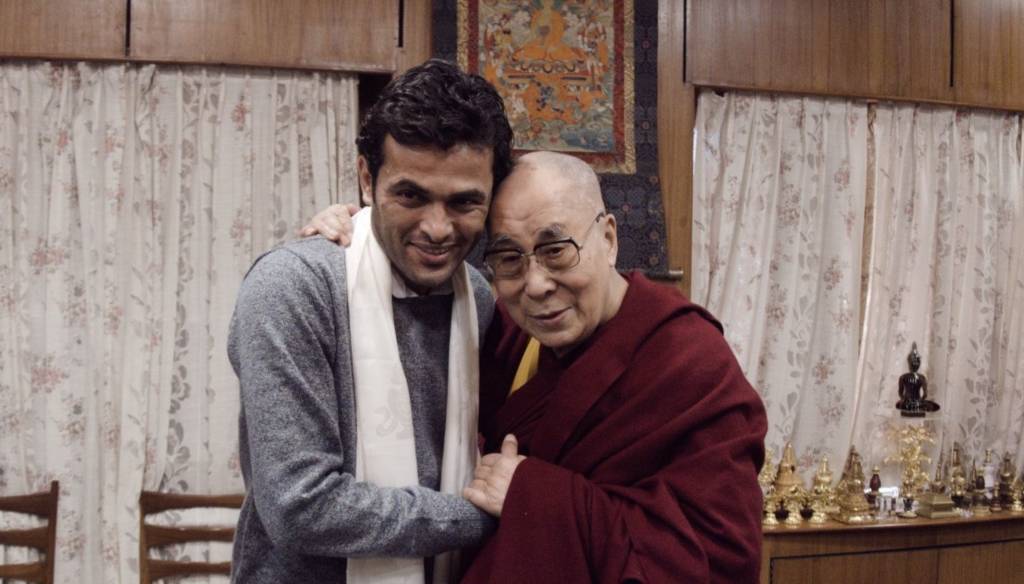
[129,0,399,72]
[885,0,953,100]
[659,0,692,294]
[686,0,757,87]
[687,0,831,94]
[830,0,953,101]
[766,0,831,91]
[688,0,953,104]
[827,0,874,95]
[954,0,1024,110]
[394,0,431,75]
[0,0,126,60]
[955,0,995,106]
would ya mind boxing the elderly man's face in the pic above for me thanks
[358,136,493,294]
[487,169,619,355]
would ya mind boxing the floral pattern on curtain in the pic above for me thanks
[692,90,869,472]
[0,61,359,583]
[853,104,1024,480]
[694,89,1024,488]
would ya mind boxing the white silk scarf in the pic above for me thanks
[345,207,480,584]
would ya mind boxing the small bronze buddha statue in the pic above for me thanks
[867,466,882,505]
[973,462,991,515]
[895,343,940,417]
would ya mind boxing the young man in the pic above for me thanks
[227,59,513,583]
[310,152,768,583]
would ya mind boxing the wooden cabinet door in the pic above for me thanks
[130,0,399,72]
[771,549,939,584]
[687,0,952,102]
[828,0,952,101]
[0,0,126,60]
[935,541,1024,583]
[687,0,830,92]
[954,0,1024,110]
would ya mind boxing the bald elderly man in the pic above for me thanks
[306,152,767,583]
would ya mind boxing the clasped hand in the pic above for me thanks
[462,434,526,517]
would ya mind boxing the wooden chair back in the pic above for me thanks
[138,490,244,583]
[0,480,59,584]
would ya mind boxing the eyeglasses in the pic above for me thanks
[483,212,606,280]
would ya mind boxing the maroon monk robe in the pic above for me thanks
[463,272,767,584]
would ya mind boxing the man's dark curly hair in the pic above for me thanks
[356,59,514,190]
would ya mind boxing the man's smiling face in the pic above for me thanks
[359,135,493,294]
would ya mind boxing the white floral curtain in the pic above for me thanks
[693,89,1024,486]
[853,104,1024,478]
[692,90,869,472]
[0,61,359,583]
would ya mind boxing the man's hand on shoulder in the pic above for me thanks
[463,434,526,517]
[298,203,359,245]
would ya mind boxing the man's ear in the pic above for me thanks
[601,212,619,268]
[357,156,374,206]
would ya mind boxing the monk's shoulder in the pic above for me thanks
[619,286,745,394]
[646,305,733,361]
[623,276,727,352]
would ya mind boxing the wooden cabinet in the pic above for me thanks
[771,548,940,584]
[954,0,1024,110]
[761,514,1024,584]
[129,0,399,72]
[687,0,1024,111]
[0,0,126,60]
[687,0,953,103]
[0,0,403,73]
[687,0,829,93]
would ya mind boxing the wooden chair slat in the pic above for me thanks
[148,559,231,580]
[139,491,244,514]
[0,525,48,548]
[0,492,53,517]
[144,524,236,547]
[0,561,46,579]
[139,490,243,583]
[0,481,58,584]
